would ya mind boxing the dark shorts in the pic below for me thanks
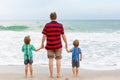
[47,48,62,59]
[72,60,80,68]
[24,59,33,65]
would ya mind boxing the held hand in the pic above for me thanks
[35,47,44,52]
[35,49,40,52]
[66,48,70,53]
[35,50,38,52]
[80,58,82,61]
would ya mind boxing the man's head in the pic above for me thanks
[24,35,31,44]
[50,12,57,20]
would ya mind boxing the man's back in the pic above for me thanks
[42,21,64,50]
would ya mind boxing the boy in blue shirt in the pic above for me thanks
[22,35,37,78]
[66,40,82,77]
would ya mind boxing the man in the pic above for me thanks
[41,12,68,78]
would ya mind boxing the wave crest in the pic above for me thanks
[0,25,29,31]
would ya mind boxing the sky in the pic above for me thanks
[0,0,120,20]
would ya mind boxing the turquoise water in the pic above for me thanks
[0,20,120,32]
[62,20,120,32]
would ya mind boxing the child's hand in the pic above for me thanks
[35,50,38,52]
[35,47,43,52]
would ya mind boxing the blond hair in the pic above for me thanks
[73,40,79,47]
[24,35,31,44]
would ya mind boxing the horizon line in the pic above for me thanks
[0,19,120,21]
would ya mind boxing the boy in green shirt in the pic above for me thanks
[22,35,36,78]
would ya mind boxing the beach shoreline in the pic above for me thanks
[0,65,120,80]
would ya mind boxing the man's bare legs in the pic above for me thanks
[49,58,53,78]
[49,58,62,78]
[56,59,61,78]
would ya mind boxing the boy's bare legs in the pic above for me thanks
[76,68,79,77]
[56,59,61,78]
[49,58,53,78]
[30,64,33,77]
[72,67,76,76]
[25,64,28,77]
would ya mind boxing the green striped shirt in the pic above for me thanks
[22,44,35,60]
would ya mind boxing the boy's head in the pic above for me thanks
[73,40,79,47]
[24,35,31,44]
[50,12,57,20]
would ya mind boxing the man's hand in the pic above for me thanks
[80,58,82,61]
[66,48,70,53]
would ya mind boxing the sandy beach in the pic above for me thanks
[0,65,120,80]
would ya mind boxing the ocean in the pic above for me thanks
[0,20,120,70]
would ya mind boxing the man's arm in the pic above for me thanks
[35,35,46,52]
[36,34,46,51]
[62,34,68,49]
[41,34,46,48]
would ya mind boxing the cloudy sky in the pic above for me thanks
[0,0,120,20]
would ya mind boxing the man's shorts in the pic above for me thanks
[47,48,62,59]
[24,59,33,65]
[72,60,80,68]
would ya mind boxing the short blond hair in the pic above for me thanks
[73,40,79,47]
[24,35,31,44]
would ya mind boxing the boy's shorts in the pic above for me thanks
[24,59,33,65]
[72,60,80,68]
[47,48,62,59]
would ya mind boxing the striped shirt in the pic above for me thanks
[22,44,35,59]
[42,21,64,50]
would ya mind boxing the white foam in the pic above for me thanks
[0,31,120,70]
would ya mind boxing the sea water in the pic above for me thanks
[0,20,120,70]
